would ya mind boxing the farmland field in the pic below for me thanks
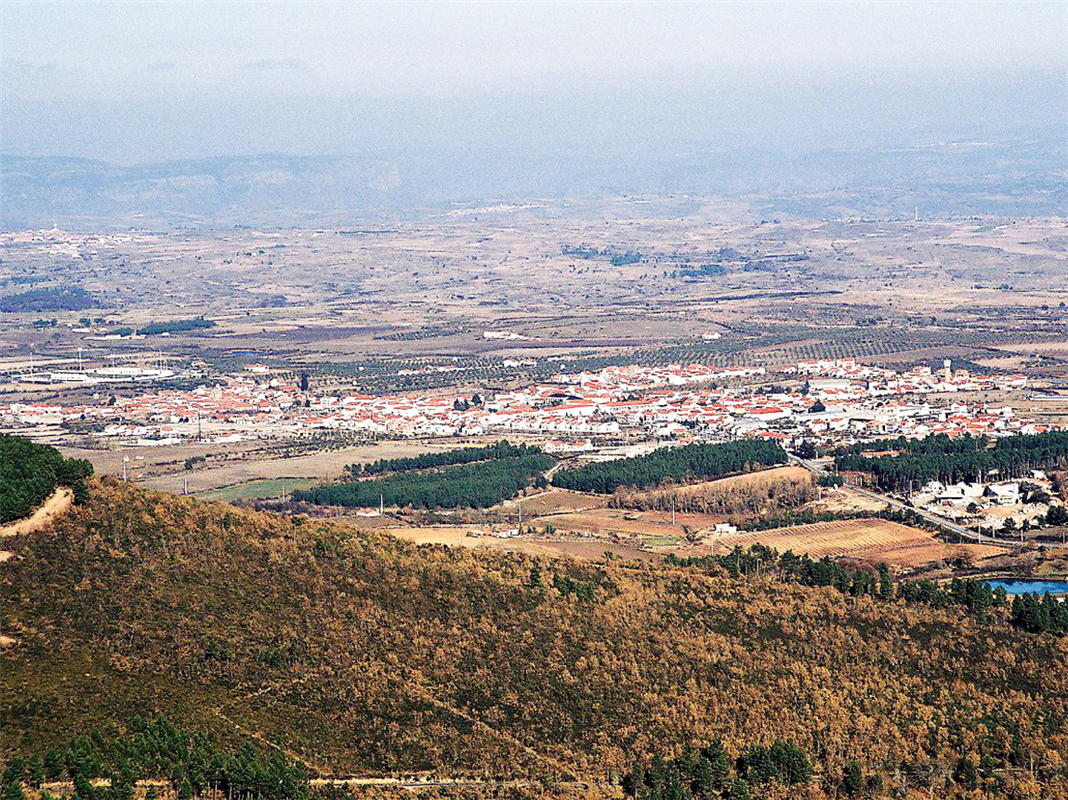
[198,478,319,501]
[706,518,1008,567]
[500,488,608,516]
[530,508,715,542]
[132,439,506,494]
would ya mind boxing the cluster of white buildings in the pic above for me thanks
[788,358,1027,397]
[911,473,1057,531]
[0,358,1054,449]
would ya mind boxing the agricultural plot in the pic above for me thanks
[504,488,608,516]
[531,508,713,542]
[198,478,319,501]
[706,518,1008,567]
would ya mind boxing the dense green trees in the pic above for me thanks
[1,716,308,800]
[677,264,725,279]
[0,286,97,312]
[352,441,538,476]
[738,741,811,786]
[0,434,93,522]
[552,441,786,494]
[137,319,215,336]
[835,432,1068,493]
[622,740,810,800]
[1011,592,1068,634]
[295,452,553,509]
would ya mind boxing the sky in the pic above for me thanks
[2,0,1067,163]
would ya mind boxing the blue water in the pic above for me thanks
[985,580,1068,596]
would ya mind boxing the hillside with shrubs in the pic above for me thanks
[3,478,1068,799]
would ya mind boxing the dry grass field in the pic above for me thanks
[94,439,503,494]
[703,518,1007,568]
[378,524,657,561]
[530,508,715,542]
[808,487,888,514]
[500,488,608,516]
[380,526,564,557]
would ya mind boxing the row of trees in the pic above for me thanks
[561,245,642,265]
[1,715,308,800]
[294,452,554,509]
[608,472,816,516]
[835,432,1068,494]
[552,441,786,494]
[676,264,726,279]
[0,434,93,523]
[351,440,538,476]
[137,318,215,336]
[732,506,938,533]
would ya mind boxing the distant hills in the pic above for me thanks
[2,134,1065,229]
[0,154,403,229]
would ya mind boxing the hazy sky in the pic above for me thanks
[2,0,1066,162]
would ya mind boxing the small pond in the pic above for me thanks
[985,579,1068,596]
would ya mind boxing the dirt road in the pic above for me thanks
[1,487,73,538]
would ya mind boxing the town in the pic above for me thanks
[0,357,1040,447]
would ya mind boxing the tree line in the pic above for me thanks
[551,441,786,494]
[0,434,93,523]
[1,715,308,800]
[293,452,553,509]
[561,245,642,265]
[733,506,939,533]
[834,432,1068,494]
[350,440,538,476]
[608,471,815,516]
[137,319,215,336]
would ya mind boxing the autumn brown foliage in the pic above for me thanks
[2,478,1067,799]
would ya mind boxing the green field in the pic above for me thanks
[198,478,318,501]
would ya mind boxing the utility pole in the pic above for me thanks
[671,494,676,526]
[122,456,129,483]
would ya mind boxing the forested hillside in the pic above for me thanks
[0,434,93,523]
[3,479,1068,799]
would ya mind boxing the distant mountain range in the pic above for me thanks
[2,135,1065,229]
